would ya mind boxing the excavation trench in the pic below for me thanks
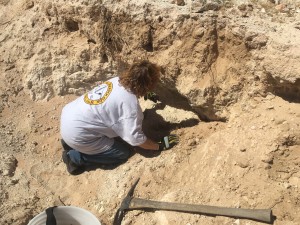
[23,4,279,122]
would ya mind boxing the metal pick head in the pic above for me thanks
[113,178,140,225]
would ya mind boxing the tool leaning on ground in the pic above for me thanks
[113,178,274,225]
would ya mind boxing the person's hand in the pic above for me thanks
[158,134,179,150]
[144,92,159,103]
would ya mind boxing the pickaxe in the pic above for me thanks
[113,178,274,225]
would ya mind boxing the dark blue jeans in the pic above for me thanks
[67,140,131,167]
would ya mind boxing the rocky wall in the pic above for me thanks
[1,0,299,121]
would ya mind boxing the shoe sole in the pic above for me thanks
[62,151,85,175]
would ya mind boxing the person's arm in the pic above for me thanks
[138,138,160,150]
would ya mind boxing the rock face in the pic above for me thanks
[0,0,300,225]
[2,0,299,120]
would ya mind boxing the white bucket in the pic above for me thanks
[28,206,101,225]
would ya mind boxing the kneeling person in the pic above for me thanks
[60,60,178,175]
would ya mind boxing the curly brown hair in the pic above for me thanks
[119,60,160,97]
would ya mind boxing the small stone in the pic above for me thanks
[2,169,10,176]
[238,4,247,11]
[289,177,300,187]
[236,160,249,168]
[10,179,19,185]
[266,94,275,100]
[275,119,286,125]
[233,219,240,225]
[264,164,271,170]
[262,155,273,164]
[275,4,286,12]
[283,183,291,189]
[98,206,105,213]
[192,28,205,39]
[188,139,197,146]
[176,0,185,6]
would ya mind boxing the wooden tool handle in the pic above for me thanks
[130,198,272,223]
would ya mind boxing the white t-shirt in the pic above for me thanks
[60,77,147,155]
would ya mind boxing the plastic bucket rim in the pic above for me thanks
[28,206,101,225]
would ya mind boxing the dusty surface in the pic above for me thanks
[0,0,300,225]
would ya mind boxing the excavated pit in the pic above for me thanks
[23,5,256,122]
[1,1,300,225]
[5,3,298,122]
[266,76,300,103]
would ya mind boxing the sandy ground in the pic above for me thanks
[0,0,300,225]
